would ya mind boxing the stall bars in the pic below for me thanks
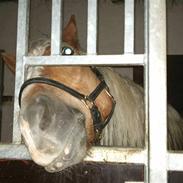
[0,0,183,182]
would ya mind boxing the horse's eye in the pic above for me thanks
[62,47,74,55]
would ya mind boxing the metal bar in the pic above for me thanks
[125,182,144,183]
[51,0,62,55]
[148,0,167,182]
[144,0,149,182]
[85,147,147,165]
[24,54,145,66]
[13,0,30,143]
[0,54,4,141]
[168,152,183,171]
[0,144,30,159]
[0,144,147,164]
[87,0,97,54]
[124,0,134,54]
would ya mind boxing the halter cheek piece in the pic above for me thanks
[18,47,116,144]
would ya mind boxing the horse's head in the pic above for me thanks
[2,15,114,172]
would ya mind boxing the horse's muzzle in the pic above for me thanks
[19,93,87,172]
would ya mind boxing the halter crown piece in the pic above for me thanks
[19,46,116,144]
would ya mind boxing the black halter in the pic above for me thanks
[18,68,116,143]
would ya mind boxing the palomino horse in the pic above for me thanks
[2,15,183,173]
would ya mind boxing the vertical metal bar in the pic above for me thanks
[87,0,97,54]
[51,0,62,55]
[124,0,134,54]
[148,0,167,182]
[0,53,4,141]
[13,0,30,143]
[144,0,149,182]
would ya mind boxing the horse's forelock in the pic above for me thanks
[28,39,51,56]
[28,39,85,56]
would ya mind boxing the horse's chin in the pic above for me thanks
[19,93,87,172]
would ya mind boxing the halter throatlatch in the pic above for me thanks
[19,67,115,144]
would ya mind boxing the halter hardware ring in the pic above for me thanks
[82,96,95,109]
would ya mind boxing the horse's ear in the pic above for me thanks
[1,52,16,74]
[63,15,80,49]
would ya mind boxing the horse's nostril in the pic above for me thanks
[39,106,52,131]
[36,96,54,131]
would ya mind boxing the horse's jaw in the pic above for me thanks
[19,93,87,172]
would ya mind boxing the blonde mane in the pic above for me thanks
[98,67,183,149]
[28,39,51,56]
[99,67,145,147]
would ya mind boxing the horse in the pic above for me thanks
[1,15,183,173]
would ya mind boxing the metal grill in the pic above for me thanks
[0,0,183,182]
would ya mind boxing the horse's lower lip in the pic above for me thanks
[47,162,64,172]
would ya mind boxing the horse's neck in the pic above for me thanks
[98,68,145,148]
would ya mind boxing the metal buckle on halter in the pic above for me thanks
[81,96,94,109]
[81,96,102,128]
[81,95,104,143]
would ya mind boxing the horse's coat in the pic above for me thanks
[1,15,183,173]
